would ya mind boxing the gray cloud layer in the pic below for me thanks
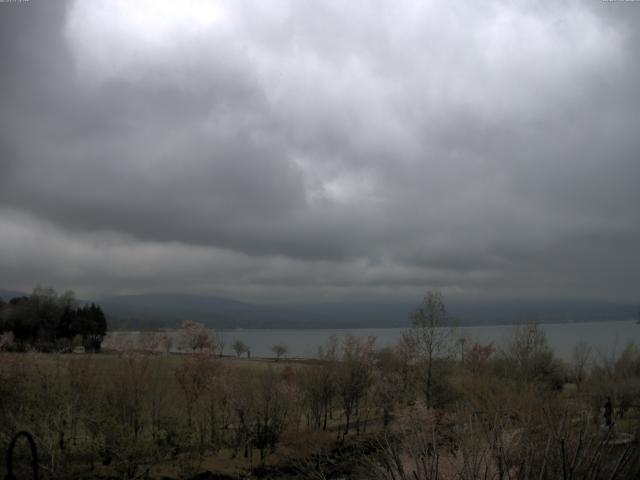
[1,0,639,302]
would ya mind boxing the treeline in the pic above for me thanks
[0,287,107,352]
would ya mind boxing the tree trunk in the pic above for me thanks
[425,356,433,407]
[344,412,351,436]
[323,404,328,431]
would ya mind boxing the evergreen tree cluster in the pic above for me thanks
[0,287,107,352]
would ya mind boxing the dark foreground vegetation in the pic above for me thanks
[0,291,639,479]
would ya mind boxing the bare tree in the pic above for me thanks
[503,322,561,387]
[407,290,455,406]
[271,343,288,361]
[175,354,217,429]
[253,368,293,462]
[368,402,445,480]
[232,339,249,358]
[336,335,376,436]
[465,342,496,374]
[571,340,592,391]
[303,338,337,431]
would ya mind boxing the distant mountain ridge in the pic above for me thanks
[277,299,639,328]
[0,289,27,301]
[1,288,637,330]
[98,293,327,330]
[97,293,638,330]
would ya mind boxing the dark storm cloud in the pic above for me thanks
[1,0,639,301]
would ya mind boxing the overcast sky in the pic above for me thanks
[1,0,639,303]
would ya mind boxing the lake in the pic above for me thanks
[109,320,640,361]
[216,320,639,361]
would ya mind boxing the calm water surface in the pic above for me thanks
[111,320,639,361]
[216,320,639,361]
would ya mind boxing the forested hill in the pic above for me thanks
[0,290,26,301]
[98,293,327,330]
[97,293,638,330]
